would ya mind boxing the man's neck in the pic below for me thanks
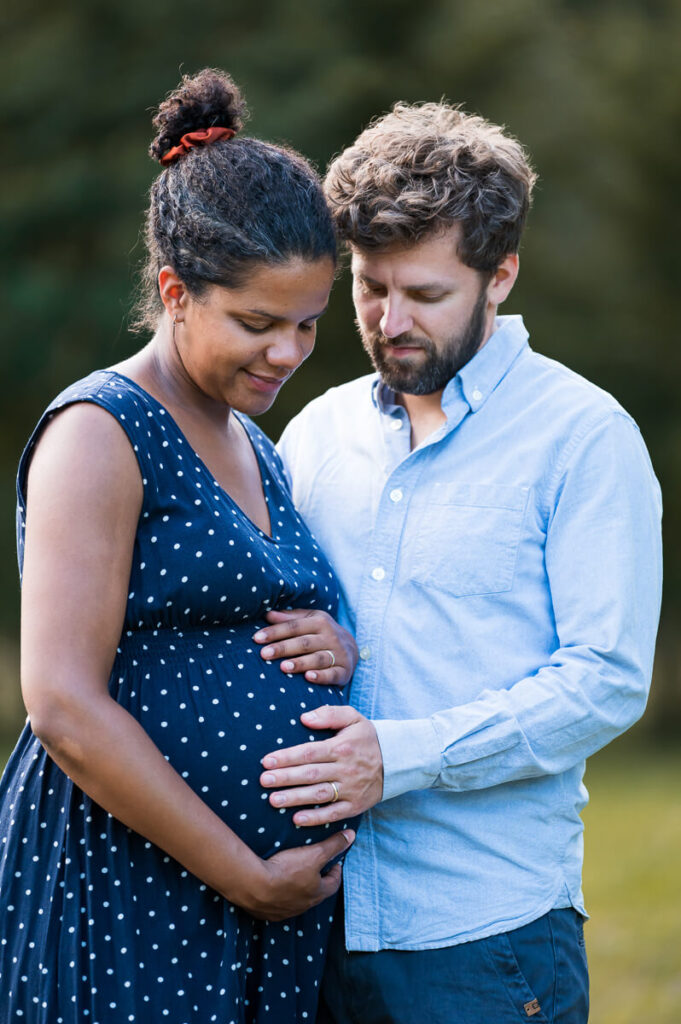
[395,313,501,449]
[398,391,447,450]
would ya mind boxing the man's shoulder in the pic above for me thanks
[523,348,633,429]
[278,373,378,489]
[284,372,378,434]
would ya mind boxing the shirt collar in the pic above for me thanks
[452,314,528,415]
[371,376,398,413]
[371,314,529,416]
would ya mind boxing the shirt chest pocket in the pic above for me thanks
[410,483,529,597]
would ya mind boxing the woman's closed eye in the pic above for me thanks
[238,318,318,334]
[238,319,273,334]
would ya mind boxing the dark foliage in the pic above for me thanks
[1,0,679,733]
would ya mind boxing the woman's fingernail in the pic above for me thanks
[343,830,355,844]
[307,671,318,681]
[303,710,318,722]
[261,646,275,659]
[253,630,266,642]
[261,773,276,785]
[296,814,309,825]
[281,660,294,672]
[262,756,277,768]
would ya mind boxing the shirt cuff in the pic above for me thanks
[373,717,441,801]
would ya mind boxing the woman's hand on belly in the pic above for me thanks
[253,608,358,686]
[236,828,355,921]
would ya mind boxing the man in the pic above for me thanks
[255,102,662,1023]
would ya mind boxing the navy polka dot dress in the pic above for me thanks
[0,370,358,1024]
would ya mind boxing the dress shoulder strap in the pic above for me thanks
[237,413,293,498]
[15,370,164,578]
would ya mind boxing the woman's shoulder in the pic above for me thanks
[28,368,172,456]
[17,370,163,505]
[45,369,156,419]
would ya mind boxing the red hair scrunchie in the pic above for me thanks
[160,126,236,166]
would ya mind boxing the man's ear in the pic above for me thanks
[486,254,519,306]
[158,267,189,320]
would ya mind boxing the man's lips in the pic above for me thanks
[382,343,424,358]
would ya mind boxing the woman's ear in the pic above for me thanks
[158,267,188,321]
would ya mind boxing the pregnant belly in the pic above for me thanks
[113,626,359,858]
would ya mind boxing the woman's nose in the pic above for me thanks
[266,329,311,369]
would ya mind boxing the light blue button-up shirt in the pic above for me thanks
[278,315,662,951]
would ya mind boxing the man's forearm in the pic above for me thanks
[374,641,651,801]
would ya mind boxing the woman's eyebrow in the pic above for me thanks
[243,305,329,320]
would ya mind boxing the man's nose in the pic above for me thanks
[379,298,413,339]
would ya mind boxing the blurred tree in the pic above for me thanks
[1,0,679,736]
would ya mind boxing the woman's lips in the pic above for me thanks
[243,370,288,393]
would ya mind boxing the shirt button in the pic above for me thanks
[389,488,403,503]
[359,646,371,661]
[472,388,483,401]
[371,567,386,581]
[390,418,404,430]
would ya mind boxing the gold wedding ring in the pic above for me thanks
[330,781,340,803]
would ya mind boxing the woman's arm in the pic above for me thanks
[21,403,352,920]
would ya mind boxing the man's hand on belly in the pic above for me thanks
[259,705,384,825]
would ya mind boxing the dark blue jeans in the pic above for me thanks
[317,907,589,1024]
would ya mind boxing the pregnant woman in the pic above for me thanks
[0,69,359,1023]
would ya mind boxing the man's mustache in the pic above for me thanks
[355,321,432,351]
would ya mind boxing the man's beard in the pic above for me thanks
[359,285,488,396]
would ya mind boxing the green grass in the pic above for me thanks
[582,742,681,1022]
[1,738,679,1022]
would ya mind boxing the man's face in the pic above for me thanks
[351,226,496,396]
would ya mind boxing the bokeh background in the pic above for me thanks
[1,1,679,1019]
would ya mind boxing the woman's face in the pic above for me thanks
[170,256,335,415]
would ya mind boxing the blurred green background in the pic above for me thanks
[1,1,679,1019]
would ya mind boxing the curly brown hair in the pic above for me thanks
[324,101,537,274]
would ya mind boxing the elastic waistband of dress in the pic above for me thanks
[116,622,264,658]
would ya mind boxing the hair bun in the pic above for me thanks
[149,68,248,164]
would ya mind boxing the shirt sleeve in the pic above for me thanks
[374,411,663,801]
